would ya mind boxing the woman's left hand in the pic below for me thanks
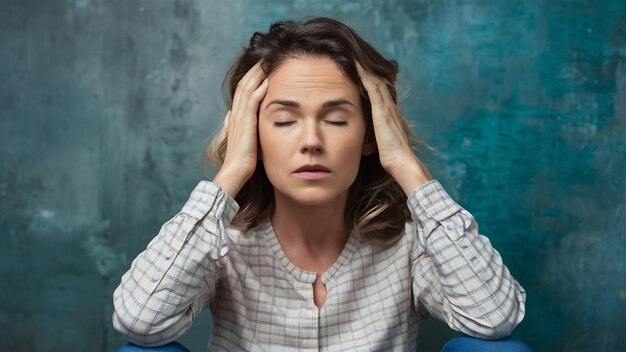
[355,60,433,194]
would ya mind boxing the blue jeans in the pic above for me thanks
[440,335,532,352]
[114,335,532,351]
[113,341,190,352]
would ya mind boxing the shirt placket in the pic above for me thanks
[294,275,319,350]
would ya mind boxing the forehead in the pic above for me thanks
[262,56,359,108]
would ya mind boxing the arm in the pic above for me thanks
[408,179,526,339]
[112,57,266,346]
[352,59,526,338]
[112,180,239,347]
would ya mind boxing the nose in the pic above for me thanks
[299,119,324,154]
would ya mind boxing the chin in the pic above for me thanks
[292,195,335,206]
[277,186,346,207]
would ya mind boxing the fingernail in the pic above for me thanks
[263,78,268,84]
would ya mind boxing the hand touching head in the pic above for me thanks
[202,16,426,248]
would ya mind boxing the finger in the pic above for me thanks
[355,62,388,111]
[359,63,393,108]
[233,60,266,114]
[356,61,397,120]
[240,60,265,94]
[364,82,386,118]
[378,85,403,136]
[233,60,264,114]
[373,73,393,106]
[356,62,406,147]
[224,110,230,129]
[233,60,262,109]
[378,93,405,143]
[356,63,385,111]
[224,110,233,143]
[390,106,408,145]
[355,60,380,89]
[235,77,267,122]
[244,78,269,122]
[237,60,264,89]
[228,80,268,149]
[355,60,370,88]
[371,78,404,135]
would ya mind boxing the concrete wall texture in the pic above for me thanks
[1,0,625,351]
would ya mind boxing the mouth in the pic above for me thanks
[292,164,332,180]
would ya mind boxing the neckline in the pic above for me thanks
[261,217,360,285]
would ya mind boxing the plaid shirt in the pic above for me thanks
[112,179,526,351]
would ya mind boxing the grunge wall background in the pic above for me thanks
[1,0,625,351]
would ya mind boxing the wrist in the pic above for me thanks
[212,168,245,199]
[389,156,432,196]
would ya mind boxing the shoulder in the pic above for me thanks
[356,221,416,259]
[224,220,269,256]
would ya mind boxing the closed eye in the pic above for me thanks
[273,120,348,127]
[273,121,296,127]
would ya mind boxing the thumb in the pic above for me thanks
[224,110,231,130]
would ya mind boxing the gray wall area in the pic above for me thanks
[1,0,625,351]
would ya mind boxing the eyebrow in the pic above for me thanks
[263,98,356,111]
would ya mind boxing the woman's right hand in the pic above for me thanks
[213,59,269,199]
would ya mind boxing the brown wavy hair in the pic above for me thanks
[200,16,431,248]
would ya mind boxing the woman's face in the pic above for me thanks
[258,55,373,206]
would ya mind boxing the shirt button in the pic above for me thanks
[151,274,159,283]
[165,249,174,260]
[464,219,471,228]
[445,224,454,232]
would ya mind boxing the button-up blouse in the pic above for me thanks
[112,179,526,351]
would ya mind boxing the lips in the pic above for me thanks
[293,164,331,173]
[292,164,331,180]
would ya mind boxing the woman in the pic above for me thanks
[113,17,530,351]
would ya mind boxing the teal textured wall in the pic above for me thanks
[1,1,625,351]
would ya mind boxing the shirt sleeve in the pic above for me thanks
[407,179,526,339]
[112,180,240,347]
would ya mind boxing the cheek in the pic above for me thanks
[333,133,365,167]
[258,122,273,151]
[339,126,366,151]
[258,124,288,164]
